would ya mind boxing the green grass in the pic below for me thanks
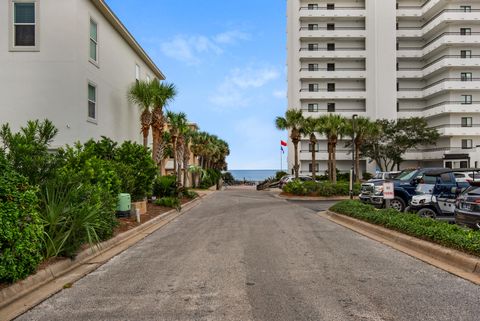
[330,200,480,257]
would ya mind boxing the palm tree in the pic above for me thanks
[275,110,305,179]
[166,111,187,184]
[128,80,153,148]
[347,117,379,183]
[300,117,321,179]
[319,114,347,184]
[181,126,194,187]
[150,80,177,166]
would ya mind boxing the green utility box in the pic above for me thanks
[116,193,131,218]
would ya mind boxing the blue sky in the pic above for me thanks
[106,0,288,170]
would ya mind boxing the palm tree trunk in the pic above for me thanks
[293,141,299,178]
[310,136,316,179]
[172,138,177,179]
[332,143,337,184]
[183,148,189,187]
[327,141,332,182]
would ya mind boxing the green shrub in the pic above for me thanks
[0,152,44,283]
[0,120,60,186]
[283,181,360,196]
[115,141,157,201]
[363,172,374,180]
[199,169,221,189]
[183,189,199,200]
[330,200,480,256]
[275,171,288,181]
[153,176,178,197]
[222,172,235,185]
[283,180,307,195]
[155,197,181,211]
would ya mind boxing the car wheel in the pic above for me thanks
[388,197,405,212]
[417,208,437,219]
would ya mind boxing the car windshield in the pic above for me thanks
[396,169,418,181]
[466,186,480,195]
[373,173,384,179]
[416,184,434,195]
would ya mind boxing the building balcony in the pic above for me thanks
[299,6,366,18]
[299,48,366,59]
[397,79,480,99]
[299,149,352,161]
[397,56,480,79]
[299,27,366,39]
[398,101,480,118]
[397,10,480,38]
[396,0,442,17]
[301,109,367,118]
[299,68,366,79]
[405,146,477,161]
[397,33,480,58]
[429,124,480,137]
[300,88,366,100]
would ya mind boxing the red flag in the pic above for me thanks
[281,140,287,146]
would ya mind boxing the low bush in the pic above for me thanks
[183,189,199,200]
[153,176,178,198]
[330,200,480,256]
[199,169,221,189]
[222,172,235,185]
[0,153,44,283]
[283,180,360,197]
[155,197,181,211]
[275,171,288,181]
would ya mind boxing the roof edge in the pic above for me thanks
[90,0,166,80]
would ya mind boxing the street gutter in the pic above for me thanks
[321,210,480,286]
[0,192,215,321]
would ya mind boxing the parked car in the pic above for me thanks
[407,169,469,221]
[279,175,315,189]
[369,171,401,181]
[359,168,444,212]
[453,171,480,183]
[455,182,480,230]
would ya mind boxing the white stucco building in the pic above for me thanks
[287,0,480,175]
[0,0,165,148]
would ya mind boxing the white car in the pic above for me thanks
[279,175,314,188]
[454,172,480,183]
[370,171,401,181]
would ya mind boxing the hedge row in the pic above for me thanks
[283,180,361,197]
[330,200,480,256]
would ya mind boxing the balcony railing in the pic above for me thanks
[300,67,366,71]
[396,0,433,10]
[299,27,366,31]
[397,55,480,71]
[399,100,480,112]
[397,32,480,51]
[430,124,480,129]
[398,78,480,92]
[397,9,480,31]
[300,88,366,92]
[299,47,366,51]
[299,6,365,11]
[407,147,475,153]
[301,108,366,112]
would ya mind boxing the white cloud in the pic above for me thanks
[209,66,280,109]
[160,30,249,65]
[273,89,286,99]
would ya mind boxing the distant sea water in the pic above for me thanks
[227,170,281,182]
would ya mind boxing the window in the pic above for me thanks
[307,103,318,112]
[327,3,335,10]
[460,28,471,35]
[88,84,97,121]
[327,63,335,71]
[308,43,318,51]
[307,3,318,10]
[308,143,319,152]
[308,63,318,71]
[462,139,473,149]
[327,83,335,92]
[462,95,473,104]
[461,117,473,127]
[90,20,98,62]
[440,173,455,184]
[461,50,472,58]
[460,6,472,12]
[308,84,319,92]
[308,24,318,31]
[327,103,335,112]
[397,101,400,112]
[461,72,473,81]
[309,163,319,172]
[11,1,38,49]
[327,23,335,31]
[135,64,140,81]
[327,43,335,51]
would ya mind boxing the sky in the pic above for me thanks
[106,0,288,170]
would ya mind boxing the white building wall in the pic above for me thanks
[0,0,162,148]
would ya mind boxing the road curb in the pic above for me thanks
[322,210,480,285]
[0,192,214,321]
[272,192,353,201]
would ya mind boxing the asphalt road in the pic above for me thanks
[17,189,480,321]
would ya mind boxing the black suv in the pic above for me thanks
[455,183,480,230]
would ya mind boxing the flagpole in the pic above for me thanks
[280,148,283,172]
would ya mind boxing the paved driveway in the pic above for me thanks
[17,188,480,321]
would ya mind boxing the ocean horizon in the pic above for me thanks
[227,169,285,182]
